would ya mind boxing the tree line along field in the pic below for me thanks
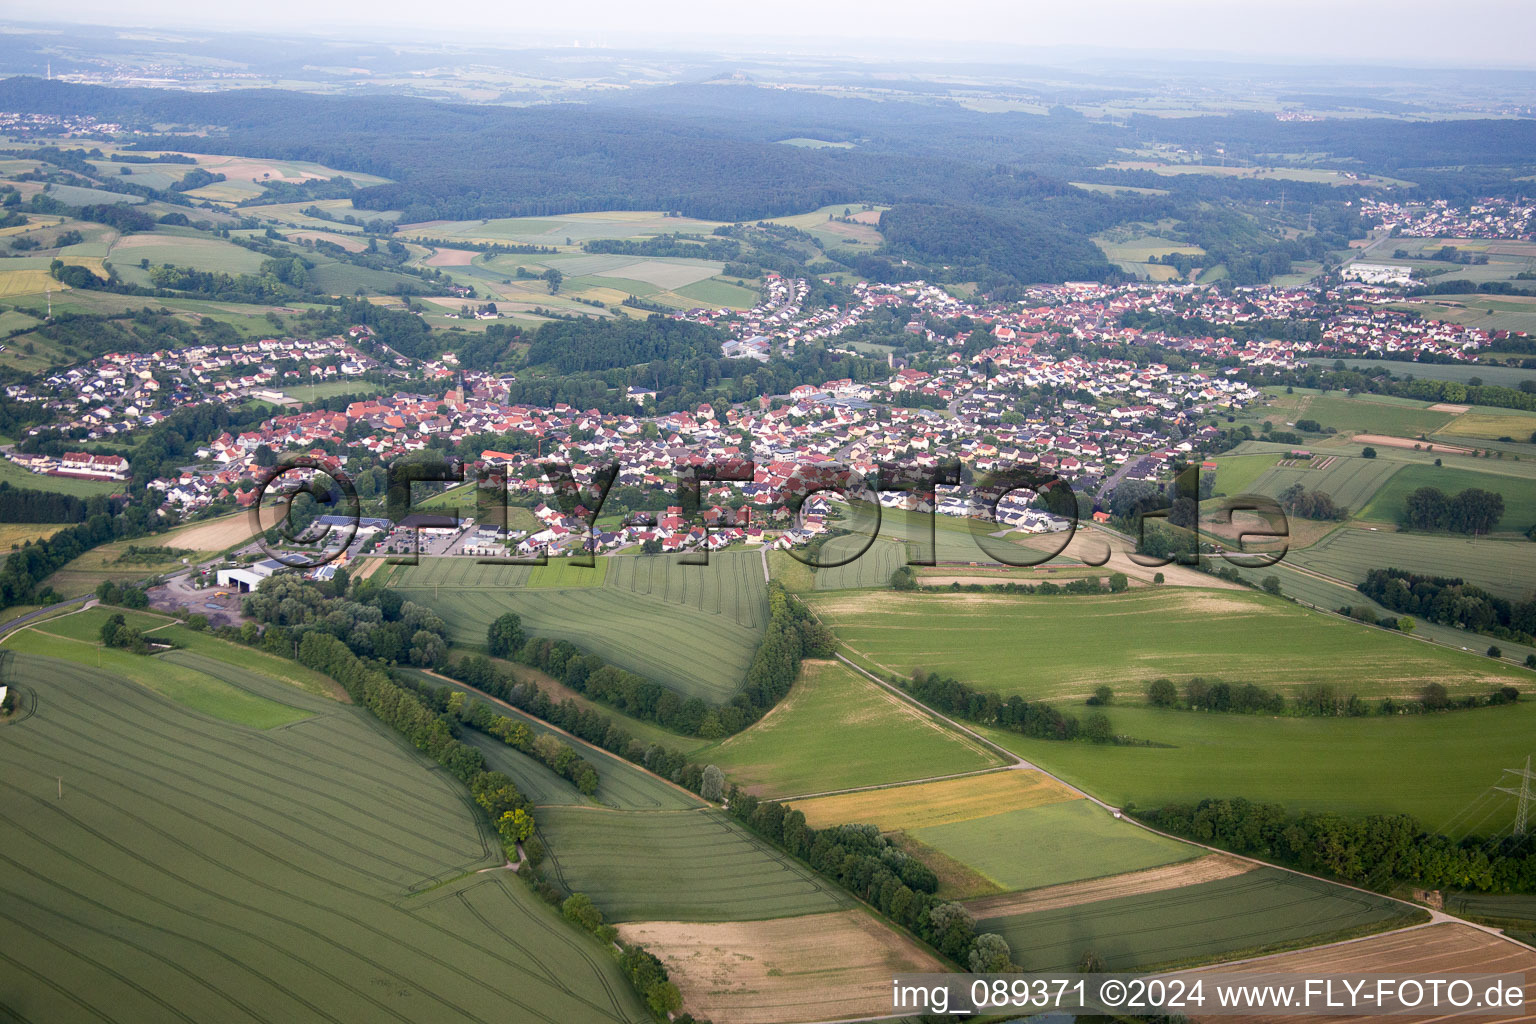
[0,652,651,1024]
[1289,527,1536,602]
[983,699,1536,830]
[391,552,768,703]
[535,806,853,922]
[977,868,1421,972]
[694,659,1004,798]
[397,668,700,812]
[809,588,1530,704]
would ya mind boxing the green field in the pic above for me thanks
[1235,453,1403,512]
[6,622,314,729]
[1209,453,1281,496]
[1358,463,1536,533]
[986,699,1536,830]
[1289,528,1536,601]
[697,660,1003,798]
[393,553,768,702]
[24,605,172,643]
[1287,392,1457,437]
[536,806,852,922]
[672,277,761,308]
[0,652,649,1023]
[907,799,1193,893]
[979,868,1420,971]
[108,233,268,281]
[0,457,121,496]
[812,587,1529,703]
[279,379,370,402]
[1445,891,1536,928]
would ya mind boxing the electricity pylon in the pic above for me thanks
[1496,755,1536,836]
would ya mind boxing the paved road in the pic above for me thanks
[0,595,92,639]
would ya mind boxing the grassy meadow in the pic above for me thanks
[904,798,1195,894]
[697,659,1003,798]
[986,699,1536,831]
[811,588,1530,703]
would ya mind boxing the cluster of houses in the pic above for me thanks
[1357,197,1535,240]
[8,266,1530,560]
[6,450,131,482]
[2,334,376,442]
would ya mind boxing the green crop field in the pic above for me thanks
[803,507,1040,592]
[1289,528,1536,601]
[6,625,315,729]
[1358,463,1536,533]
[1210,453,1281,496]
[672,277,760,308]
[984,700,1536,830]
[396,668,701,812]
[906,799,1194,893]
[1445,892,1536,928]
[697,660,1003,798]
[536,806,852,922]
[812,588,1529,703]
[0,652,650,1023]
[1287,392,1457,437]
[978,868,1420,972]
[393,553,768,702]
[108,233,268,280]
[1239,453,1404,511]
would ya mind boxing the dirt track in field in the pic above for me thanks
[964,854,1254,918]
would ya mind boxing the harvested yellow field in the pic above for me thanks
[163,511,275,552]
[349,556,387,581]
[1193,923,1536,1024]
[963,854,1253,918]
[424,247,477,266]
[0,523,72,549]
[789,769,1077,830]
[0,269,56,296]
[618,909,946,1024]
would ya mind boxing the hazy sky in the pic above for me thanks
[7,0,1536,67]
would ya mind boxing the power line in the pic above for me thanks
[1495,754,1536,836]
